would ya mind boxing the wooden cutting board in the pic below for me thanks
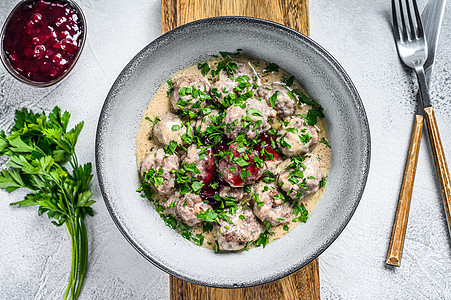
[161,1,319,299]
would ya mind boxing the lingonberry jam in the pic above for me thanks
[254,132,282,161]
[2,0,83,83]
[199,132,282,203]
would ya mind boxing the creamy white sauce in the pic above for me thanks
[135,56,331,250]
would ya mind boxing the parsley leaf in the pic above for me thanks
[0,107,95,299]
[268,91,279,107]
[282,76,295,87]
[164,141,178,155]
[320,137,331,148]
[306,108,325,126]
[263,63,279,74]
[292,203,309,223]
[197,62,210,76]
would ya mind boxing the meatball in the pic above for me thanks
[277,117,319,157]
[169,76,210,113]
[172,193,213,227]
[212,60,259,105]
[216,204,262,251]
[234,60,257,78]
[218,185,245,201]
[224,97,276,140]
[152,112,187,146]
[210,78,237,104]
[278,156,322,200]
[141,148,180,196]
[182,144,215,184]
[219,143,266,187]
[195,109,220,134]
[265,159,283,176]
[252,182,294,226]
[256,83,297,118]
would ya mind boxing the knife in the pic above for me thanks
[386,0,446,267]
[423,0,446,86]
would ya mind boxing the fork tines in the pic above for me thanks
[392,0,424,42]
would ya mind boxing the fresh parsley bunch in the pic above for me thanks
[0,107,94,300]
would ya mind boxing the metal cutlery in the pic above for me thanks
[387,0,450,266]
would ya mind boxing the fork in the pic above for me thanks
[387,0,451,266]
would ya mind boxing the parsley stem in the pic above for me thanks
[75,217,88,298]
[0,107,95,300]
[64,221,75,300]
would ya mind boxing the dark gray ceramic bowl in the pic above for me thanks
[96,17,370,288]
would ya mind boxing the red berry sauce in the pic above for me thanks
[199,132,282,205]
[2,0,83,83]
[254,132,282,161]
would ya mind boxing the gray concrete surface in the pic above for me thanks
[0,0,450,299]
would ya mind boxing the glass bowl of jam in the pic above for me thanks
[0,0,86,87]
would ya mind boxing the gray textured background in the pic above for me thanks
[0,0,450,299]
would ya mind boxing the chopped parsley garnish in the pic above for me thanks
[255,229,273,248]
[273,193,285,202]
[164,140,178,155]
[247,108,263,117]
[263,63,279,74]
[268,91,279,107]
[265,148,275,160]
[191,180,204,193]
[241,169,251,179]
[235,157,250,167]
[320,137,331,148]
[285,127,298,134]
[299,132,313,144]
[283,224,290,231]
[146,115,161,129]
[262,220,272,231]
[214,57,238,76]
[292,203,309,223]
[305,108,325,126]
[197,209,218,222]
[244,240,253,251]
[171,124,181,131]
[143,166,164,187]
[320,176,327,188]
[244,185,251,193]
[181,123,194,144]
[197,62,210,76]
[282,76,295,87]
[161,214,204,245]
[253,192,264,207]
[290,89,319,107]
[196,207,234,225]
[167,80,174,97]
[253,157,264,169]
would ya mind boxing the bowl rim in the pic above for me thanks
[96,16,371,288]
[0,0,87,87]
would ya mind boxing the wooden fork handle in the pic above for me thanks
[424,107,451,233]
[386,114,423,266]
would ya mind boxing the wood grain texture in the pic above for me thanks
[162,0,318,299]
[170,259,320,300]
[162,0,309,35]
[424,107,451,234]
[386,114,423,266]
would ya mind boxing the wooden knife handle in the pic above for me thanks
[386,114,423,266]
[424,107,451,233]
